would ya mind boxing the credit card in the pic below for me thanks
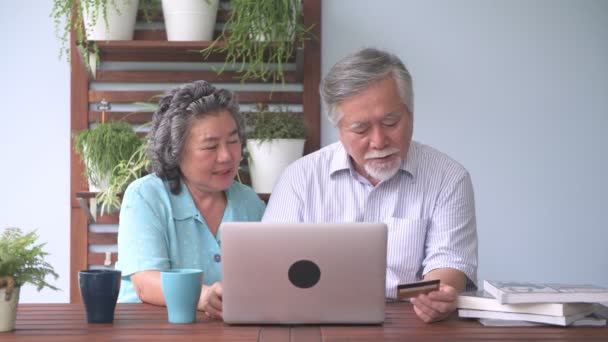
[397,279,440,300]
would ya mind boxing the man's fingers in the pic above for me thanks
[411,282,459,323]
[412,294,454,323]
[411,297,438,319]
[412,299,434,323]
[427,284,458,301]
[419,294,454,313]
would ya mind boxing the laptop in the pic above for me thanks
[220,222,387,324]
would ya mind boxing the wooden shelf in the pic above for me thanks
[75,192,118,224]
[88,90,302,104]
[70,0,321,302]
[96,40,223,62]
[95,40,297,63]
[95,69,299,83]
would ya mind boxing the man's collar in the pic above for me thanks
[329,141,418,179]
[401,141,418,178]
[329,142,351,175]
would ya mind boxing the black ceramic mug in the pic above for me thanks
[78,269,121,323]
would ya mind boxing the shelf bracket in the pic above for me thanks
[76,196,97,224]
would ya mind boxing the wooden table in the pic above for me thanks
[3,302,605,341]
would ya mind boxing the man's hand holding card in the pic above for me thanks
[398,280,459,323]
[396,279,440,300]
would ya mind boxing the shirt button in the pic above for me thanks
[214,254,221,262]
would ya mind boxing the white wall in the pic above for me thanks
[2,0,606,303]
[322,0,608,286]
[0,1,70,302]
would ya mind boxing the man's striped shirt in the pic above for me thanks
[262,141,478,298]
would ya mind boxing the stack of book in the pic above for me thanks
[457,280,608,326]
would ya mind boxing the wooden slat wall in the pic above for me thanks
[89,111,153,124]
[71,0,321,303]
[89,232,118,245]
[96,70,299,83]
[303,0,322,153]
[88,252,119,265]
[88,90,303,103]
[70,5,91,303]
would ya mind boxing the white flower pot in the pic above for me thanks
[0,287,20,332]
[81,144,111,192]
[247,139,305,194]
[87,173,111,193]
[162,0,219,41]
[82,0,139,41]
[251,19,294,42]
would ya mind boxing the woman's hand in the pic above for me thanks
[199,282,223,320]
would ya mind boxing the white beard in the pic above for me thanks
[364,148,401,182]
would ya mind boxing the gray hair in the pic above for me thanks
[147,80,244,194]
[320,48,414,125]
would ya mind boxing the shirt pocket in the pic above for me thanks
[385,217,428,279]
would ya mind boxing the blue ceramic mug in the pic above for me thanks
[161,269,204,323]
[78,269,121,323]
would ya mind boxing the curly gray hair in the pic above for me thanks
[147,80,244,194]
[320,47,414,125]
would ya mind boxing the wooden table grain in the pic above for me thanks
[3,302,605,341]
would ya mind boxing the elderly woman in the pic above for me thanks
[115,80,265,320]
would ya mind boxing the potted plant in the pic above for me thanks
[202,0,313,83]
[246,103,307,193]
[74,120,144,195]
[97,141,150,214]
[162,0,219,41]
[0,228,59,332]
[51,0,140,69]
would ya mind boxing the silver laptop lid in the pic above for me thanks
[221,222,387,324]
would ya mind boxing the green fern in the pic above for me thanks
[0,228,59,292]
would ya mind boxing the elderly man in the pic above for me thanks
[262,47,478,323]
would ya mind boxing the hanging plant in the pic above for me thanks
[202,0,313,83]
[97,140,150,214]
[51,0,147,70]
[52,0,93,67]
[74,119,144,192]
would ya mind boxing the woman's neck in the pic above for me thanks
[183,179,227,212]
[183,180,228,237]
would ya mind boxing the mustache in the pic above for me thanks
[364,148,400,160]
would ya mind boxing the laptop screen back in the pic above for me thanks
[221,222,387,324]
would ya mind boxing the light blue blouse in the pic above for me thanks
[115,174,265,303]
